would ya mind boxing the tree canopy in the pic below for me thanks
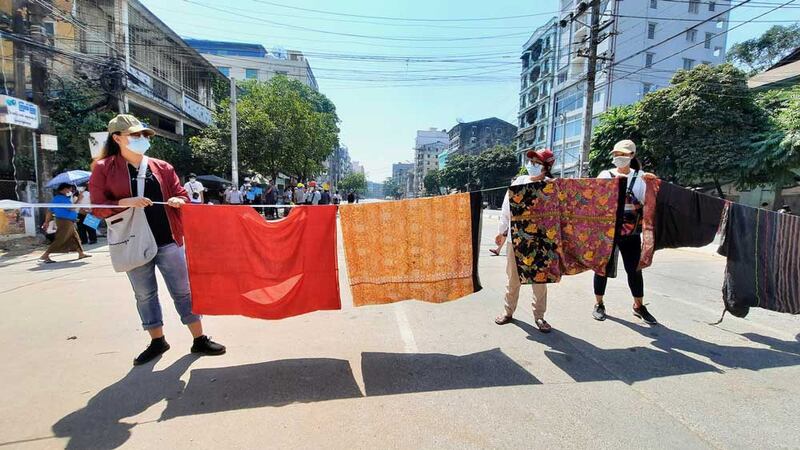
[338,172,367,195]
[383,177,402,199]
[727,24,800,75]
[422,168,442,195]
[190,76,339,183]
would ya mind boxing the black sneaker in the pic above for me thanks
[191,335,226,356]
[133,337,170,366]
[592,303,606,321]
[633,305,658,324]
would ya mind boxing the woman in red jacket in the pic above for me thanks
[89,114,225,366]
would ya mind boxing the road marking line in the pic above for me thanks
[394,304,418,353]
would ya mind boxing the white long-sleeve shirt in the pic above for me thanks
[498,175,537,236]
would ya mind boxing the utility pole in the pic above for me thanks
[230,76,239,189]
[559,113,567,178]
[28,0,51,200]
[578,0,601,178]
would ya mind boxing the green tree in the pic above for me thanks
[474,145,519,207]
[440,153,478,192]
[727,24,800,75]
[588,104,647,177]
[740,85,800,207]
[637,64,769,196]
[47,79,115,173]
[422,168,441,195]
[339,172,367,195]
[190,76,339,183]
[383,177,402,199]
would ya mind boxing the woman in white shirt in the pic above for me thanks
[592,140,657,324]
[494,149,556,333]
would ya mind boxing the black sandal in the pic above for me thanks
[535,318,552,333]
[494,314,512,325]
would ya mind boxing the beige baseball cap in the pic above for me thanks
[612,139,636,155]
[107,114,155,137]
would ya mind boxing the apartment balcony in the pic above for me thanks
[128,65,214,127]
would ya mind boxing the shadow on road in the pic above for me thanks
[361,348,540,396]
[52,354,199,450]
[51,348,536,449]
[160,357,363,420]
[27,260,89,271]
[514,317,800,385]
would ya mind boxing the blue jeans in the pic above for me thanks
[126,243,201,330]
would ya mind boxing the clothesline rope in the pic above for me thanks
[0,185,513,210]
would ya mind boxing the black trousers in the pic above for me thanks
[76,213,97,244]
[594,234,644,298]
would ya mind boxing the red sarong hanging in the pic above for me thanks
[182,205,340,320]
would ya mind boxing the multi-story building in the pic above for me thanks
[392,162,414,183]
[185,38,318,90]
[0,0,222,203]
[415,127,449,149]
[414,141,445,196]
[441,117,518,165]
[517,18,559,166]
[351,160,365,176]
[520,0,731,177]
[323,145,352,190]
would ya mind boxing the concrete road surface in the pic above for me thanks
[0,209,798,449]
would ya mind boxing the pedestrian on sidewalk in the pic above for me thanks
[226,184,243,205]
[333,190,341,205]
[592,139,658,325]
[294,183,306,205]
[75,184,97,245]
[89,114,226,366]
[494,149,555,333]
[347,191,355,204]
[39,183,91,263]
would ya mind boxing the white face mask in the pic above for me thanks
[526,162,542,177]
[127,136,151,154]
[189,178,196,182]
[77,186,86,193]
[613,156,632,168]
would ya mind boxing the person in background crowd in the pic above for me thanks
[264,181,277,219]
[240,177,254,205]
[183,173,205,204]
[347,191,356,204]
[592,139,658,325]
[39,183,91,263]
[777,204,793,215]
[226,184,243,205]
[89,114,225,366]
[74,184,97,245]
[220,184,231,204]
[283,186,293,217]
[494,149,556,333]
[309,186,322,205]
[333,190,341,205]
[320,188,331,205]
[294,183,306,205]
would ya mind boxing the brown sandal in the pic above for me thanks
[494,314,512,325]
[535,318,552,333]
[489,248,500,256]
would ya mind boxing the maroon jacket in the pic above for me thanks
[89,155,190,246]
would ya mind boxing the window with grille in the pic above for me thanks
[648,23,657,39]
[688,0,699,13]
[645,52,655,68]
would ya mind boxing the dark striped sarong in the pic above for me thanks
[718,203,800,316]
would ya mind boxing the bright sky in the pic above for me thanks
[140,0,797,182]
